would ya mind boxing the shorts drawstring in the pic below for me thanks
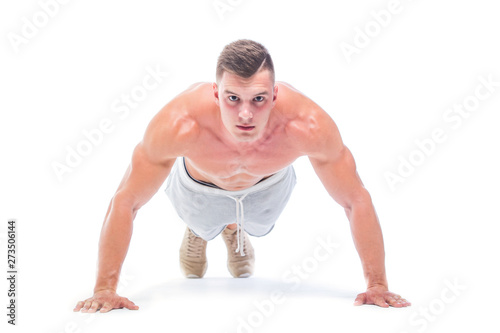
[225,193,249,256]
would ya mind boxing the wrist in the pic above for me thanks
[94,279,118,294]
[93,287,117,294]
[365,274,388,290]
[94,273,119,294]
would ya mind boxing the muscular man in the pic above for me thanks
[74,39,410,313]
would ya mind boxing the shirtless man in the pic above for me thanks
[74,39,410,313]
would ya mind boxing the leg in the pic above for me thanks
[179,227,208,278]
[221,225,255,278]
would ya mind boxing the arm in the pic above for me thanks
[95,140,178,292]
[74,101,195,313]
[74,143,175,313]
[303,105,410,308]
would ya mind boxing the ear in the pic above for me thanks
[213,82,220,106]
[272,84,278,103]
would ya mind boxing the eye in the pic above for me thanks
[228,95,239,102]
[254,96,265,102]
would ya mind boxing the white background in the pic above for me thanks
[1,0,499,332]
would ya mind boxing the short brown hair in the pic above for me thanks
[216,39,275,83]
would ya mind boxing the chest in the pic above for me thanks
[186,130,300,180]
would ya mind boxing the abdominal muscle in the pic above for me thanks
[184,157,278,191]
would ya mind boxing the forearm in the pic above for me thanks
[345,194,388,289]
[93,198,136,293]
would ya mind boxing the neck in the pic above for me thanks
[217,114,276,153]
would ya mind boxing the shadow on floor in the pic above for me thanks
[132,277,356,302]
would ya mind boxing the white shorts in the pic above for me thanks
[164,157,297,241]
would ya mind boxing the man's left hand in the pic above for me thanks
[354,286,411,308]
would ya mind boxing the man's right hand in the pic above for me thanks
[73,290,139,313]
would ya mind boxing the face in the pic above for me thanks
[213,69,278,143]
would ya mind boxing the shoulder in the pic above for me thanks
[142,82,212,162]
[275,82,332,130]
[276,82,343,158]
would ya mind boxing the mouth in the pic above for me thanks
[236,125,255,131]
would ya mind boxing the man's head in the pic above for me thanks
[214,40,278,143]
[216,39,275,84]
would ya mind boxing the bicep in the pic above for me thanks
[114,142,176,211]
[113,101,193,210]
[309,146,368,209]
[286,87,370,208]
[306,113,368,209]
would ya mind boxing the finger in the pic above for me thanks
[400,298,411,307]
[386,296,404,307]
[73,301,85,312]
[373,296,390,308]
[353,293,367,306]
[386,293,411,307]
[87,301,101,313]
[81,301,93,312]
[121,298,139,310]
[100,302,113,313]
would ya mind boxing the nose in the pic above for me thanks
[238,107,253,121]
